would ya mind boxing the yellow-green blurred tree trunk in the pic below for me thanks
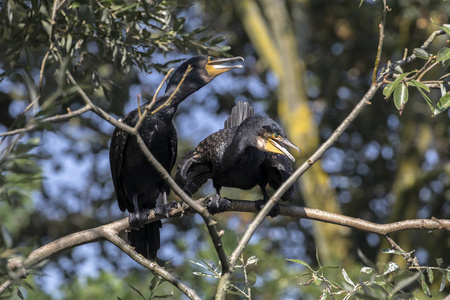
[235,0,351,264]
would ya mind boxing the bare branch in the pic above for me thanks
[0,105,92,138]
[385,236,420,268]
[2,198,448,295]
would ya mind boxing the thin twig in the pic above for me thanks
[134,68,174,132]
[0,105,92,138]
[372,2,387,84]
[385,236,420,268]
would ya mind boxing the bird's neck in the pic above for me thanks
[151,82,199,117]
[223,129,251,164]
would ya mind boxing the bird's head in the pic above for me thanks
[241,116,301,162]
[166,55,244,92]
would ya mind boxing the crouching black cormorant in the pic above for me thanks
[109,56,244,259]
[175,101,300,217]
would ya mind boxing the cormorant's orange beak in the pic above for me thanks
[265,137,300,162]
[205,56,244,77]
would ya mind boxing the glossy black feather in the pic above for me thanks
[176,102,296,204]
[109,56,241,258]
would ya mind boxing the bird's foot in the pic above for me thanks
[129,209,151,229]
[155,201,179,218]
[207,194,231,215]
[255,199,280,218]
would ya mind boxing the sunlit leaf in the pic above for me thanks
[361,267,373,275]
[246,256,259,266]
[427,268,434,284]
[342,268,355,287]
[436,257,443,267]
[286,258,313,271]
[434,93,450,116]
[409,80,430,92]
[394,83,408,114]
[420,273,432,297]
[383,262,399,275]
[436,47,450,62]
[383,72,410,99]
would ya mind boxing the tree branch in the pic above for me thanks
[2,199,448,295]
[0,105,92,138]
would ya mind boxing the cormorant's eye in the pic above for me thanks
[207,56,213,62]
[273,133,280,138]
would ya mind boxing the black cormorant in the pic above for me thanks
[109,56,244,259]
[175,101,300,217]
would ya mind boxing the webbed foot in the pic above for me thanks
[129,209,151,229]
[155,201,180,217]
[207,194,231,215]
[255,199,280,218]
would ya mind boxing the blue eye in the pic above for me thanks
[273,133,280,138]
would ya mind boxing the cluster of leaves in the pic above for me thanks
[382,23,450,116]
[188,254,258,299]
[289,249,450,299]
[0,0,231,115]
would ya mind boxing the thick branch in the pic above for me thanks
[2,199,448,295]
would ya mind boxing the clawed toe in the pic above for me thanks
[207,194,231,215]
[129,209,151,229]
[155,201,179,217]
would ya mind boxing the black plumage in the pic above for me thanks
[175,101,300,216]
[109,56,243,259]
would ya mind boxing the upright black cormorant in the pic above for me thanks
[175,101,300,217]
[109,56,244,259]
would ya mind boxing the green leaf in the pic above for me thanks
[127,284,145,300]
[394,83,409,114]
[416,86,435,114]
[431,20,450,36]
[436,257,443,267]
[420,273,432,297]
[359,0,364,7]
[427,268,434,284]
[312,272,322,285]
[383,262,399,275]
[361,266,373,275]
[434,93,450,116]
[286,258,313,271]
[409,80,430,92]
[439,271,446,292]
[413,48,429,59]
[246,256,259,266]
[2,227,13,249]
[436,47,450,62]
[383,72,410,99]
[247,272,257,287]
[342,268,355,287]
[390,272,421,296]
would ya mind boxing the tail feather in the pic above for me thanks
[128,221,162,259]
[224,101,254,129]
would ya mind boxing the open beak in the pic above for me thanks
[206,56,244,77]
[266,137,301,162]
